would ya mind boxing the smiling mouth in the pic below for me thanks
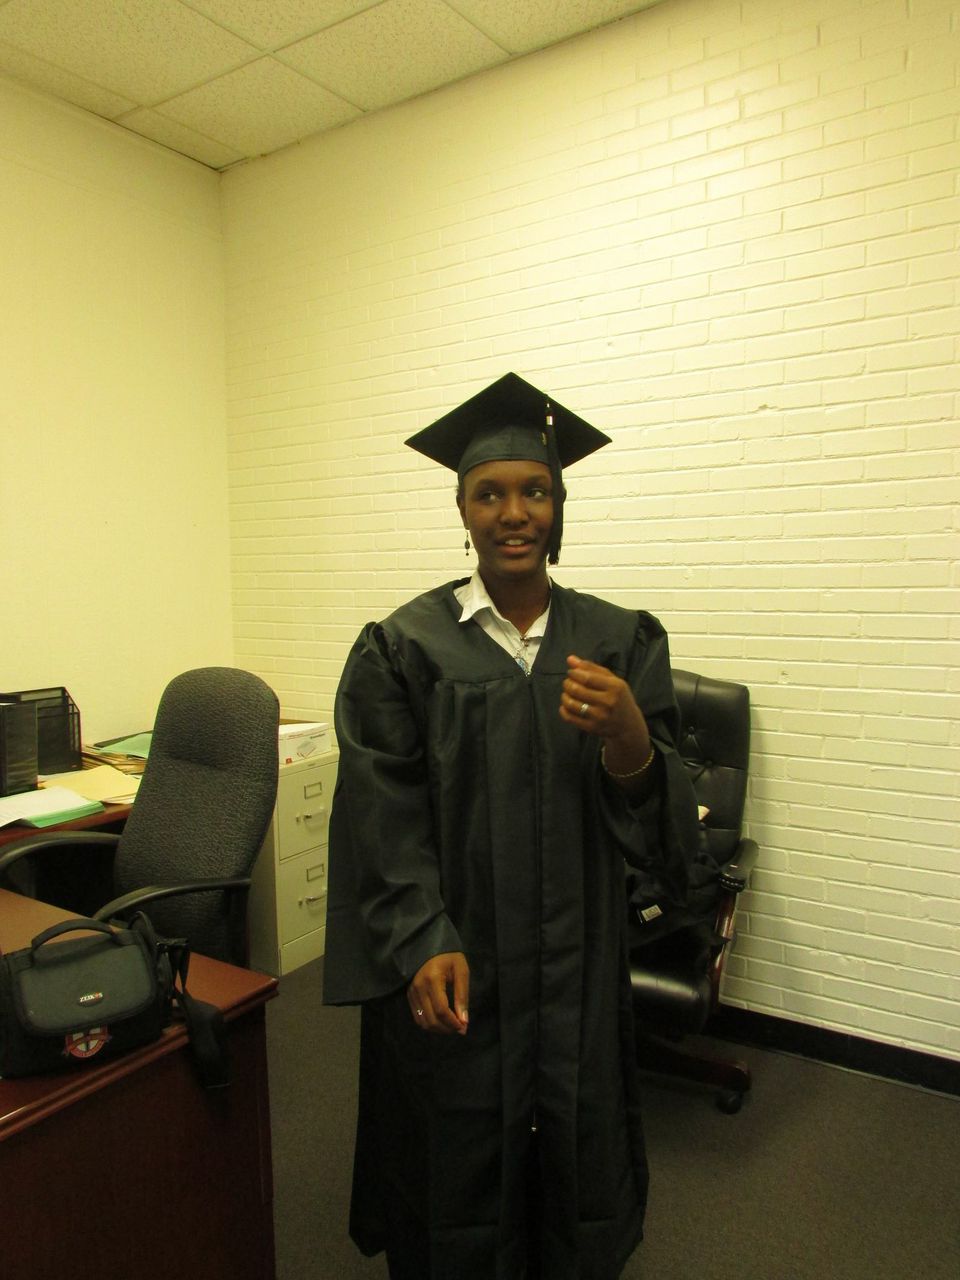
[495,538,539,560]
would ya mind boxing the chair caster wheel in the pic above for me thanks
[716,1089,744,1114]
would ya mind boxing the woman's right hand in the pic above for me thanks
[407,952,470,1036]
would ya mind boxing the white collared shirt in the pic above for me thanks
[455,570,552,676]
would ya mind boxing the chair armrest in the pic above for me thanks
[0,831,121,880]
[707,838,759,1003]
[94,877,253,922]
[717,837,759,894]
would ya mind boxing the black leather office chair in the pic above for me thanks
[0,667,279,966]
[629,668,758,1112]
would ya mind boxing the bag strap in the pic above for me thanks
[30,918,120,950]
[159,935,230,1090]
[174,987,230,1089]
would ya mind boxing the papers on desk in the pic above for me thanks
[0,765,140,828]
[90,731,152,758]
[0,786,104,829]
[42,765,141,805]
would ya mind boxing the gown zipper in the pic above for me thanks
[529,675,542,1137]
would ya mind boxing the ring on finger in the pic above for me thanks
[416,1007,424,1016]
[579,702,589,717]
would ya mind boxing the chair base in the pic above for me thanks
[637,1031,752,1112]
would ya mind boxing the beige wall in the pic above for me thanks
[0,79,233,742]
[221,0,960,1060]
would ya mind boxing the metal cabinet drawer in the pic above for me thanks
[278,847,328,944]
[275,760,335,860]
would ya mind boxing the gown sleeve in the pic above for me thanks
[596,611,700,914]
[323,621,464,1005]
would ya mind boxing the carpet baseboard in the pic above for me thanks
[707,1005,960,1097]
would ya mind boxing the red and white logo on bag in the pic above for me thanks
[63,1027,111,1059]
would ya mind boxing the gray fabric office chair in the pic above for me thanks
[0,667,279,966]
[628,668,758,1112]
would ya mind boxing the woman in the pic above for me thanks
[324,373,699,1280]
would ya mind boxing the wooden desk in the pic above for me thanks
[0,803,133,914]
[0,800,133,848]
[0,890,278,1280]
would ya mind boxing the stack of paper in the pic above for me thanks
[90,732,152,758]
[42,765,141,805]
[0,786,105,829]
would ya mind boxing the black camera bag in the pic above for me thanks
[0,912,228,1087]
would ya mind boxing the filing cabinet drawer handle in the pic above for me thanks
[297,809,327,823]
[300,895,324,905]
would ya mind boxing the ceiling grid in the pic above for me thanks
[0,0,666,169]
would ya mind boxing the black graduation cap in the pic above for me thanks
[405,372,610,564]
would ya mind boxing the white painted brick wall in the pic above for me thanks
[221,0,960,1062]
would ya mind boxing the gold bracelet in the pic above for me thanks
[601,743,656,779]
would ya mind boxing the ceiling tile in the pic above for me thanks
[0,0,259,103]
[182,0,380,51]
[155,56,361,157]
[445,0,660,55]
[0,39,137,118]
[276,0,507,113]
[0,0,672,168]
[116,106,246,168]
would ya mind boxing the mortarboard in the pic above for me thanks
[405,372,610,564]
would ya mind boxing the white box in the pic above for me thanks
[279,722,330,764]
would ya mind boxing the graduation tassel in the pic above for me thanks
[544,402,564,565]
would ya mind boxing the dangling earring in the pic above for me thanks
[464,532,471,556]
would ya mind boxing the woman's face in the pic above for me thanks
[457,458,554,588]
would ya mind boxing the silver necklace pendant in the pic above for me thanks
[514,635,530,674]
[493,612,533,675]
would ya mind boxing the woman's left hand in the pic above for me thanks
[560,654,650,756]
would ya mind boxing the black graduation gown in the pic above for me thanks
[323,580,699,1280]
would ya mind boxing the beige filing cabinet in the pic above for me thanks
[248,748,338,976]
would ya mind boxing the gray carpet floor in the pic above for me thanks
[266,958,960,1280]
